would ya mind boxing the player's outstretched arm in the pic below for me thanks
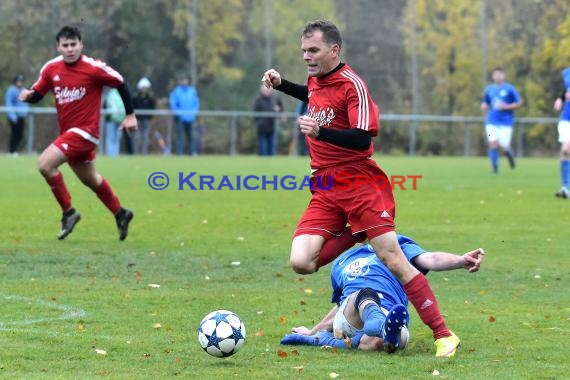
[116,82,138,132]
[413,248,485,273]
[291,305,338,336]
[19,88,44,104]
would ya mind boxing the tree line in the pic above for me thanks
[1,0,568,155]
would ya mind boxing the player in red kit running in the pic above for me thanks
[262,20,460,357]
[19,26,136,241]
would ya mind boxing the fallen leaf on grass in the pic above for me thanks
[279,316,287,324]
[152,323,162,329]
[135,271,142,282]
[254,331,265,337]
[143,353,151,359]
[277,349,288,358]
[304,289,313,294]
[95,348,107,355]
[293,366,304,374]
[78,320,86,331]
[488,316,496,323]
[291,349,300,356]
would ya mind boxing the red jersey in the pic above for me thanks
[306,63,379,169]
[32,54,124,141]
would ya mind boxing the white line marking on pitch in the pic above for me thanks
[0,294,86,327]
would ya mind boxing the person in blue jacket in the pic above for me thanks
[169,74,200,156]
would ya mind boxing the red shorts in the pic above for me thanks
[52,130,97,166]
[294,160,396,240]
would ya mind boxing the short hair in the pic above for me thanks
[302,20,342,47]
[492,66,504,73]
[56,26,82,42]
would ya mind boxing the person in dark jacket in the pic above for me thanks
[133,77,156,154]
[253,84,283,156]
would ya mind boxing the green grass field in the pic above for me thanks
[1,155,569,379]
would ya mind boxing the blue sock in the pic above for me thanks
[489,148,499,173]
[362,303,385,337]
[313,330,363,349]
[561,160,570,188]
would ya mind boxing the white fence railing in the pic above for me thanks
[0,106,560,156]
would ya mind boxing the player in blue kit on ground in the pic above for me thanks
[481,67,522,174]
[553,67,570,199]
[281,235,485,353]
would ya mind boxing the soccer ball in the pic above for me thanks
[198,309,246,357]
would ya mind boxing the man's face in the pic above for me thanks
[492,70,505,84]
[301,30,340,77]
[57,37,83,64]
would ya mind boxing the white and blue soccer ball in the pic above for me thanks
[198,309,246,357]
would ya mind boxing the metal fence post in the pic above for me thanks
[516,124,524,157]
[408,122,417,156]
[27,114,35,154]
[230,113,237,156]
[167,117,173,155]
[464,124,471,157]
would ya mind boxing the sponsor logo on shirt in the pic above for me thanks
[344,257,373,281]
[307,105,335,127]
[54,86,87,105]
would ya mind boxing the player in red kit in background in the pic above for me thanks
[20,25,136,241]
[262,20,460,357]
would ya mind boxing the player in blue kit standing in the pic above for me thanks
[481,67,522,174]
[553,67,570,199]
[280,235,485,353]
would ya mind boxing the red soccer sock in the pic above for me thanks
[403,273,450,340]
[95,178,122,215]
[317,227,366,268]
[45,172,72,212]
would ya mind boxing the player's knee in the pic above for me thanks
[38,158,54,178]
[290,256,316,274]
[354,287,380,310]
[561,146,570,159]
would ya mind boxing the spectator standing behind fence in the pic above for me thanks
[5,74,29,157]
[103,88,126,156]
[133,77,155,154]
[169,74,200,156]
[253,84,283,156]
[553,67,570,199]
[480,67,522,175]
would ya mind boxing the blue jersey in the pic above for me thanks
[330,235,427,311]
[560,68,570,122]
[483,83,521,126]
